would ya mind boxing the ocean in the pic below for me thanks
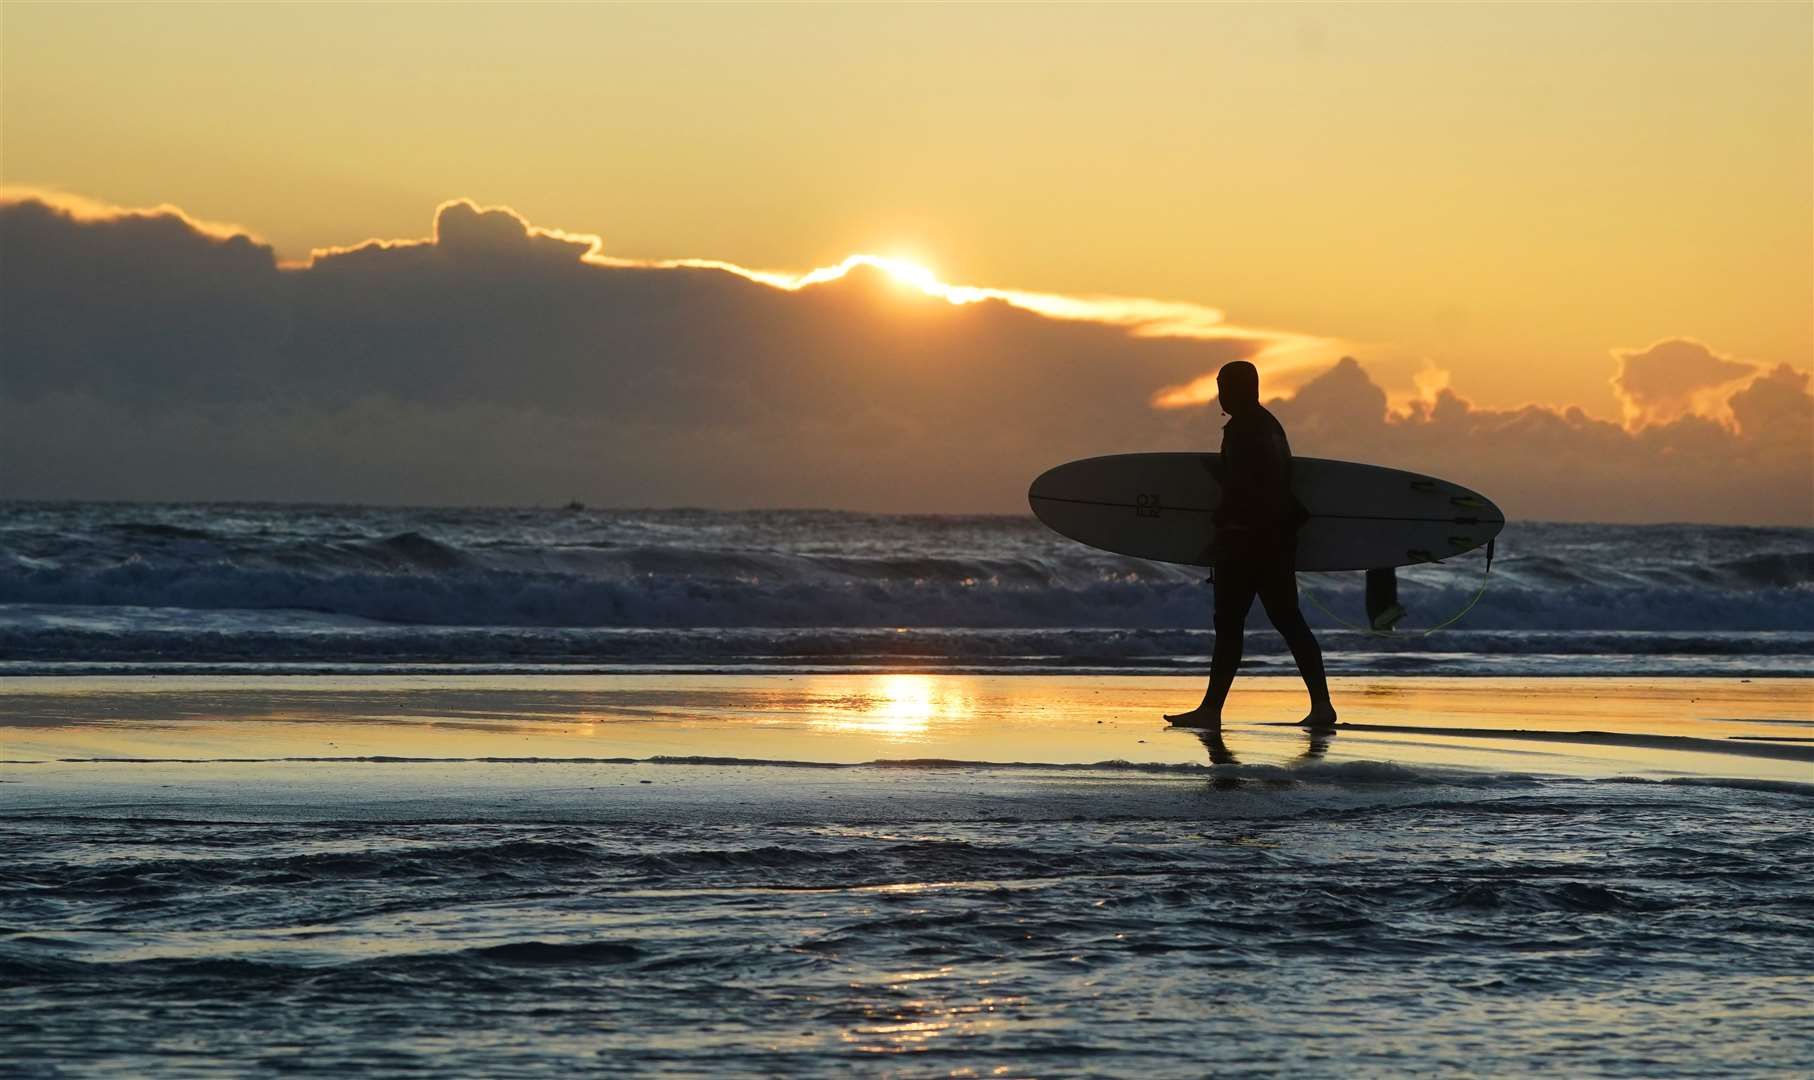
[4,503,1811,1077]
[2,502,1810,676]
[5,755,1811,1077]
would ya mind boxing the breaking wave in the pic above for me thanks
[2,503,1809,672]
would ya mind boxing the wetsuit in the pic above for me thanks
[1215,404,1303,562]
[1209,404,1327,702]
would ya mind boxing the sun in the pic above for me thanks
[791,254,946,296]
[833,254,993,306]
[869,256,939,292]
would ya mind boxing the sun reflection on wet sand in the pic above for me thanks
[804,674,976,740]
[0,674,1807,783]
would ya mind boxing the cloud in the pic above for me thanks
[309,198,604,265]
[0,185,263,244]
[1729,363,1814,449]
[1,193,1272,510]
[311,198,1331,355]
[1266,357,1812,525]
[0,195,286,403]
[1612,338,1757,429]
[1,193,1809,523]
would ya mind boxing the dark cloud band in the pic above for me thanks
[1,194,1808,522]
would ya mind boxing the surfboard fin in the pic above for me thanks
[1365,568,1406,631]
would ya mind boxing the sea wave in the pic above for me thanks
[2,612,1810,676]
[2,504,1809,671]
[5,558,1812,632]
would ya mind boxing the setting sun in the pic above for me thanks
[872,256,940,294]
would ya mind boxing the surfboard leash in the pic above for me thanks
[1296,537,1496,638]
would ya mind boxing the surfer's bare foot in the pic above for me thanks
[1165,705,1222,727]
[1300,702,1338,728]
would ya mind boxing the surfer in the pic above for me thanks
[1166,360,1337,729]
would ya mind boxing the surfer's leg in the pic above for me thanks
[1257,563,1336,726]
[1205,565,1258,711]
[1165,563,1255,726]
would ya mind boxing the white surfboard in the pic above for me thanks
[1028,453,1504,571]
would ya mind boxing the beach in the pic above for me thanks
[5,504,1811,1075]
[6,673,1810,1076]
[7,6,1811,1071]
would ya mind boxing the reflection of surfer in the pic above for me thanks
[1192,729,1242,790]
[1190,724,1332,768]
[1195,728,1239,765]
[1301,725,1331,759]
[1167,361,1337,729]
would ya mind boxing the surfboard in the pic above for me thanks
[1028,453,1504,571]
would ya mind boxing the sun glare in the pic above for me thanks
[781,254,974,302]
[873,256,939,292]
[280,191,1339,366]
[656,250,1333,360]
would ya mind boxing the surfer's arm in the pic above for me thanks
[1217,424,1261,520]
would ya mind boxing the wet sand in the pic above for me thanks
[7,674,1811,1077]
[3,675,1808,815]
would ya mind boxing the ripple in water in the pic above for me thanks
[4,772,1812,1076]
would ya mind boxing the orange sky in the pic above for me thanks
[4,3,1808,420]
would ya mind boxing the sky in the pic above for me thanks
[1,3,1810,521]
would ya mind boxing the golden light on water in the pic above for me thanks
[808,674,976,739]
[871,674,936,734]
[835,967,1025,1057]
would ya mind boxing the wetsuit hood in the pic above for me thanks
[1216,361,1260,414]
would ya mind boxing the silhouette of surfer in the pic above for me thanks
[1166,360,1337,729]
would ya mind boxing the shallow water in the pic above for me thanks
[5,766,1812,1077]
[4,674,1812,1076]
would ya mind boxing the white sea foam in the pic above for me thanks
[1,503,1808,672]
